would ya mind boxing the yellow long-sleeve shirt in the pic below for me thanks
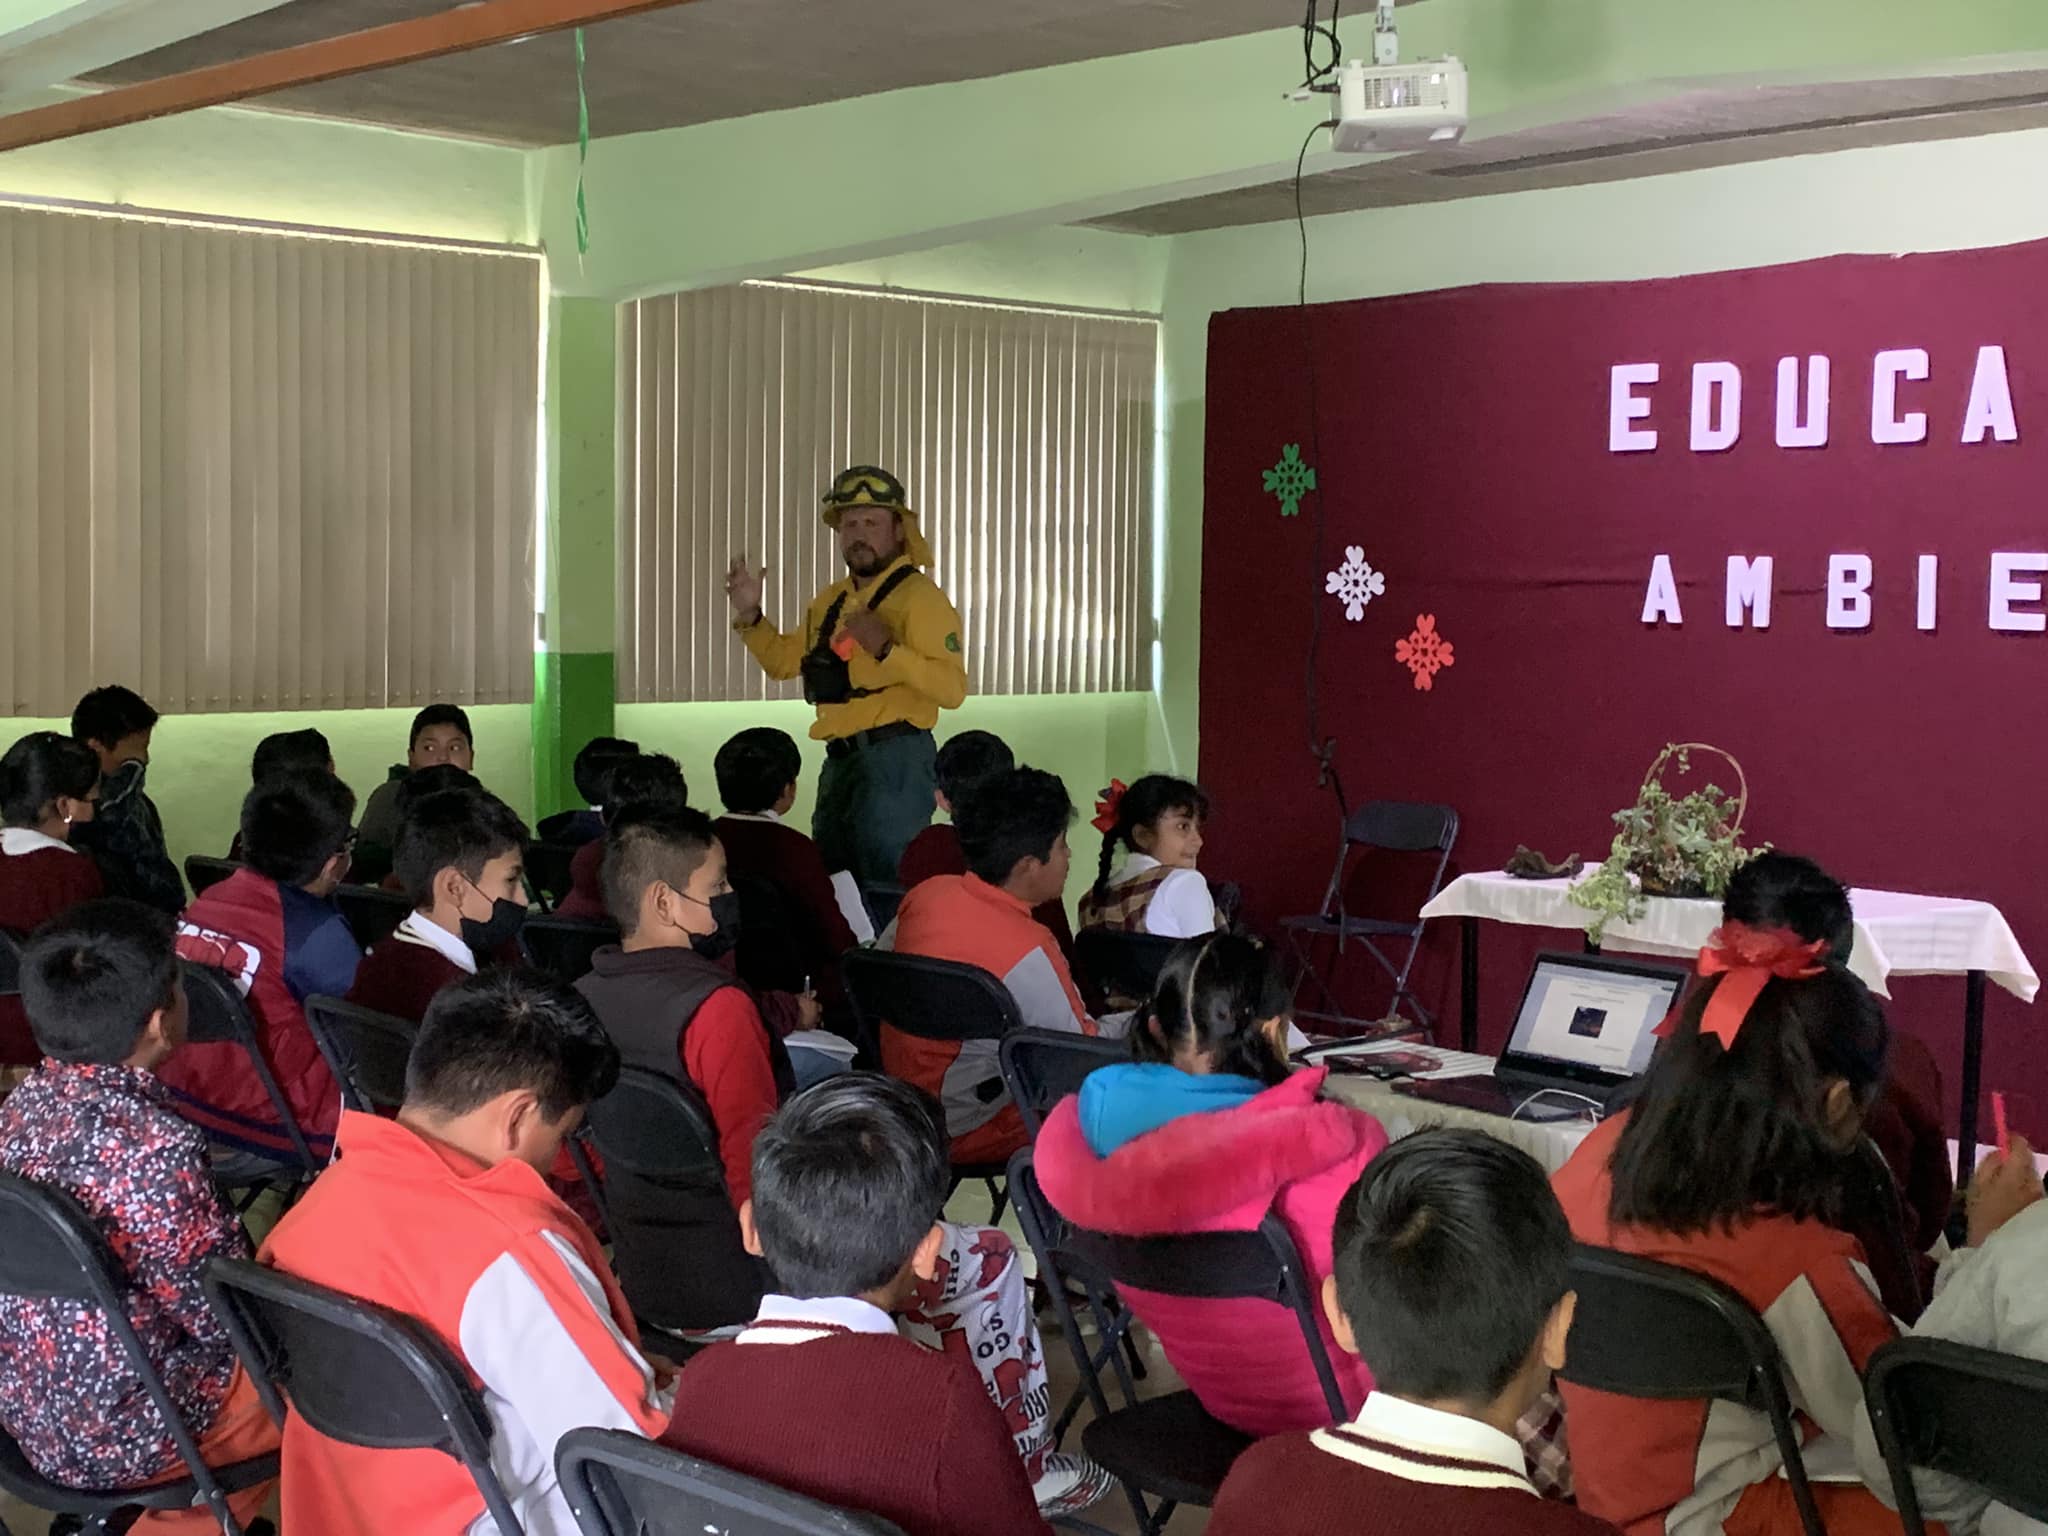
[739,556,969,740]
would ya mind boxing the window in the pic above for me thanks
[0,203,542,717]
[618,279,1156,701]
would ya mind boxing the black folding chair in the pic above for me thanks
[184,856,242,897]
[1073,929,1182,1016]
[0,1174,277,1535]
[1282,799,1457,1034]
[858,882,907,934]
[557,1429,906,1536]
[1561,1243,1825,1536]
[731,872,814,997]
[1865,1335,2048,1535]
[998,1028,1127,1136]
[332,884,411,952]
[303,996,416,1115]
[841,949,1017,1223]
[524,841,581,912]
[182,965,322,1200]
[204,1256,527,1536]
[520,916,620,984]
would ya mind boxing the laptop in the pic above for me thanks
[1394,951,1687,1124]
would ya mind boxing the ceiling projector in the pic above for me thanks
[1332,55,1469,153]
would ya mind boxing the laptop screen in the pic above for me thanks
[1503,956,1685,1081]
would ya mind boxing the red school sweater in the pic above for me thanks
[0,841,103,1063]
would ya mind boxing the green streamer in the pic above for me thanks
[574,27,590,259]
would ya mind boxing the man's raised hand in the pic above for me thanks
[725,555,766,622]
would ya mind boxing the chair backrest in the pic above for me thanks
[181,964,320,1172]
[1073,929,1181,1011]
[204,1256,526,1534]
[304,996,417,1115]
[333,884,412,951]
[1344,800,1459,854]
[859,882,907,933]
[524,841,581,910]
[731,872,813,996]
[0,927,23,995]
[998,1028,1127,1135]
[1323,800,1460,924]
[520,916,620,984]
[840,949,1020,1045]
[557,1428,907,1536]
[185,855,242,896]
[1561,1244,1823,1535]
[582,1067,724,1186]
[1865,1335,2048,1531]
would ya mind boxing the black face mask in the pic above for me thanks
[687,890,743,961]
[460,893,529,957]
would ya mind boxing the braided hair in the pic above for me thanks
[1094,773,1210,900]
[1132,932,1291,1086]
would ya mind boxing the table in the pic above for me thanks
[1420,872,2040,1182]
[1315,1042,1593,1172]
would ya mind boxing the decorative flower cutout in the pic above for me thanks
[1325,546,1385,621]
[1262,444,1317,517]
[1395,614,1456,691]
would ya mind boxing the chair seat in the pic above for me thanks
[0,1431,277,1516]
[211,1147,304,1189]
[1080,1389,1252,1509]
[1280,914,1422,940]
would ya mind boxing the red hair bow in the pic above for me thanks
[1659,922,1827,1049]
[1091,779,1129,835]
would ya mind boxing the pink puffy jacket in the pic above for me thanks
[1032,1066,1388,1436]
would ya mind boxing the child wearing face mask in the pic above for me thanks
[348,788,531,1023]
[1078,774,1217,939]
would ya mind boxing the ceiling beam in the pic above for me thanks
[0,0,298,112]
[0,0,702,152]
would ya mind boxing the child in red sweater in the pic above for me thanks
[0,731,106,1063]
[664,1074,1108,1533]
[554,753,688,921]
[1210,1129,1616,1536]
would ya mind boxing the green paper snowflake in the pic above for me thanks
[1263,443,1317,517]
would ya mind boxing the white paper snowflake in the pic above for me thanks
[1325,546,1386,622]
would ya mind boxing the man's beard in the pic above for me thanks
[845,543,887,576]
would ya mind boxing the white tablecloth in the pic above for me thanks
[1313,1041,1591,1172]
[1418,871,2039,1004]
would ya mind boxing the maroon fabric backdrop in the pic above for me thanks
[1200,240,2048,1138]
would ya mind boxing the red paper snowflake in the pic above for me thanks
[1395,614,1456,691]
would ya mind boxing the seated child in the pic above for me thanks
[1078,773,1217,938]
[372,764,483,891]
[712,725,859,1010]
[574,807,795,1329]
[69,684,183,913]
[353,704,477,885]
[664,1073,1109,1530]
[1552,943,1908,1536]
[536,735,639,847]
[1035,932,1387,1435]
[160,769,361,1160]
[1209,1130,1618,1536]
[0,900,277,1532]
[349,787,530,1022]
[898,730,1075,958]
[555,752,688,920]
[0,731,106,1063]
[261,970,667,1536]
[885,765,1094,1165]
[227,728,336,859]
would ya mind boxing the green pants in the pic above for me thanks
[813,728,938,890]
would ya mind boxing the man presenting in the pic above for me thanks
[726,466,968,888]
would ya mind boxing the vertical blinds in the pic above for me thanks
[618,281,1156,702]
[0,204,541,717]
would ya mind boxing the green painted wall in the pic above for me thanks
[795,226,1168,314]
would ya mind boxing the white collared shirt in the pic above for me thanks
[737,1293,898,1345]
[1114,852,1219,939]
[392,909,478,975]
[0,827,78,857]
[1311,1392,1537,1496]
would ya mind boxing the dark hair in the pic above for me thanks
[239,770,358,888]
[1608,966,1889,1234]
[406,969,620,1122]
[750,1073,949,1298]
[391,764,481,831]
[1333,1130,1572,1403]
[1094,774,1209,899]
[934,730,1014,805]
[601,753,690,825]
[70,686,158,750]
[409,704,474,751]
[20,899,180,1064]
[1723,852,1854,962]
[1133,932,1291,1087]
[603,806,717,935]
[250,729,332,786]
[0,731,102,827]
[714,727,802,816]
[572,736,641,807]
[955,766,1074,886]
[396,790,530,909]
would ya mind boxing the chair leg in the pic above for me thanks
[985,1177,1008,1226]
